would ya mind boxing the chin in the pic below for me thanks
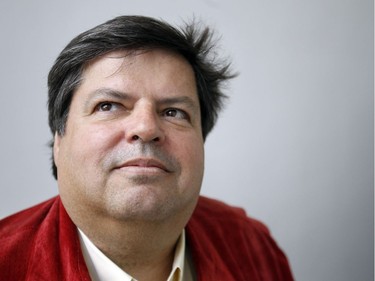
[104,190,196,223]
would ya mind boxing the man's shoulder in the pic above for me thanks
[187,196,294,280]
[0,196,60,239]
[0,196,90,280]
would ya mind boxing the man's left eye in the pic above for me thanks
[163,109,188,120]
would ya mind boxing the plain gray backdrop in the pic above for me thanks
[0,1,373,280]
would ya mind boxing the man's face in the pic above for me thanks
[54,49,204,224]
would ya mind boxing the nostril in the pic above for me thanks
[132,135,139,141]
[153,137,160,142]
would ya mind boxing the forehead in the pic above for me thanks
[80,49,197,94]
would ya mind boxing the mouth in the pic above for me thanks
[115,158,172,174]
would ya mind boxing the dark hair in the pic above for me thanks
[48,15,235,179]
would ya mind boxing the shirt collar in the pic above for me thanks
[168,229,185,281]
[78,228,185,281]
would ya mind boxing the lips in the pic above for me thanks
[116,158,172,173]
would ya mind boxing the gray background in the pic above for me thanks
[0,0,373,280]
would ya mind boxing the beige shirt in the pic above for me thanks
[78,229,193,281]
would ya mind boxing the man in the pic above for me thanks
[0,16,293,280]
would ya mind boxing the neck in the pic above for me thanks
[77,214,185,281]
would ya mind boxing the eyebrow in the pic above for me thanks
[157,96,199,113]
[84,88,133,109]
[87,88,131,101]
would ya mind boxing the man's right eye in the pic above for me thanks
[96,102,116,112]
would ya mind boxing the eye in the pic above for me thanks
[95,102,118,112]
[163,108,189,120]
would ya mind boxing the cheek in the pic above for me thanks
[58,125,122,196]
[68,124,121,167]
[87,124,118,145]
[175,134,205,180]
[187,143,204,171]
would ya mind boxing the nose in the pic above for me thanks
[125,104,165,144]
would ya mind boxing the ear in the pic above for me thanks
[53,132,61,167]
